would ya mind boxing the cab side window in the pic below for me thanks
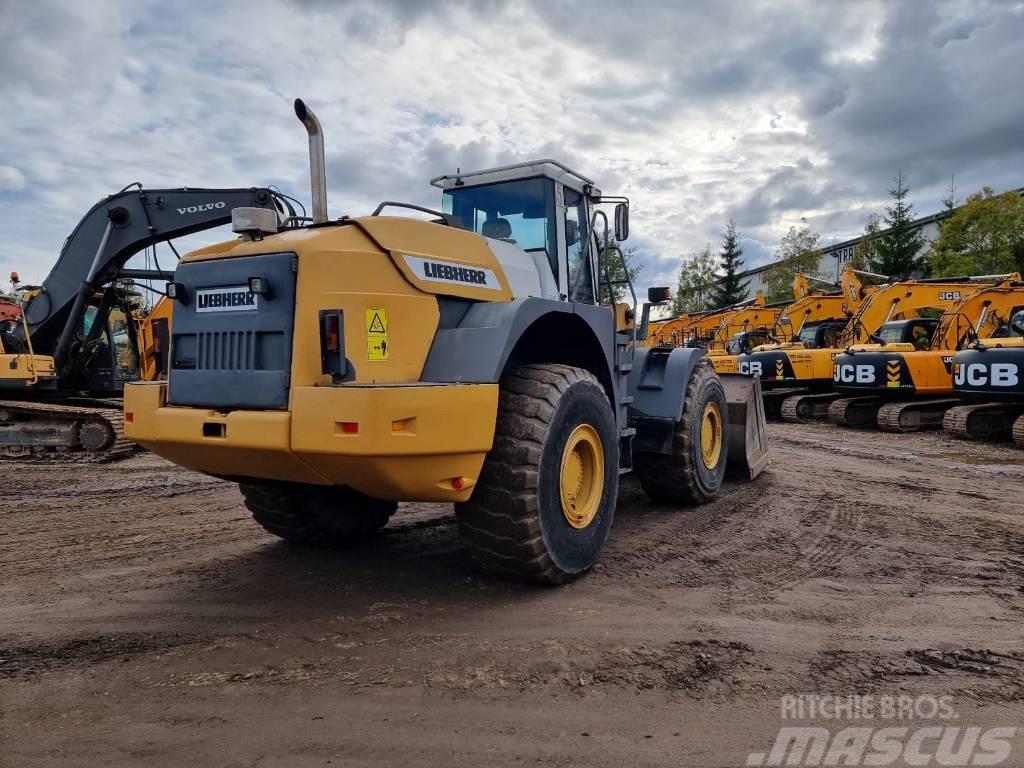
[565,189,594,303]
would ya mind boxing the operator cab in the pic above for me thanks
[875,318,939,349]
[728,329,773,355]
[432,160,628,307]
[990,307,1024,339]
[796,320,845,349]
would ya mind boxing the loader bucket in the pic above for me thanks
[720,373,770,479]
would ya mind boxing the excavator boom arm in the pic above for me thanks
[19,186,283,364]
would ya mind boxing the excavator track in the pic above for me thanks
[828,397,883,428]
[761,387,808,421]
[1013,415,1024,448]
[943,403,1022,440]
[876,398,961,433]
[0,398,135,462]
[780,393,839,423]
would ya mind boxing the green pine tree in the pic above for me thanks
[871,171,928,279]
[709,220,748,308]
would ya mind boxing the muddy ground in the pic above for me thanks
[2,423,1024,767]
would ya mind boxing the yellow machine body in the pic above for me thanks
[126,217,510,502]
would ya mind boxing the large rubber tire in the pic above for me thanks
[633,358,728,505]
[455,364,619,585]
[240,481,397,547]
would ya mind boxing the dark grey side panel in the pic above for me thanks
[167,252,296,409]
[421,297,614,385]
[627,346,705,420]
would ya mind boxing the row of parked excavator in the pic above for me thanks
[648,267,1024,446]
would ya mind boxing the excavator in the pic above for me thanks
[738,275,995,422]
[0,184,291,458]
[710,271,861,375]
[943,304,1024,446]
[830,275,1024,431]
[654,292,778,350]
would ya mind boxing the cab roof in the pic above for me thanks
[430,159,599,197]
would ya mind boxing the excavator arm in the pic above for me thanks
[836,277,993,349]
[16,185,287,374]
[929,274,1024,351]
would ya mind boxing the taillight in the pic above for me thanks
[319,309,347,381]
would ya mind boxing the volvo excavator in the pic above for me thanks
[124,99,770,585]
[738,275,994,422]
[830,275,1024,431]
[0,184,291,458]
[943,302,1024,446]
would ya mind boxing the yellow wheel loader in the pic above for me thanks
[944,302,1024,445]
[737,274,995,422]
[0,184,291,459]
[124,99,770,584]
[831,275,1024,431]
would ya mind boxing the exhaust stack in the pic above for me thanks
[294,98,328,224]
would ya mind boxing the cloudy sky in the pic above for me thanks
[2,0,1022,295]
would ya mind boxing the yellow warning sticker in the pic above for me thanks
[366,308,388,361]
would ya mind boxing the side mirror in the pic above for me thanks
[614,203,629,242]
[648,286,671,304]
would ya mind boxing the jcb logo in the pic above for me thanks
[953,363,1019,387]
[739,360,762,376]
[938,291,962,301]
[834,364,875,383]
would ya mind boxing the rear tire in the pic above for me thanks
[455,364,619,585]
[634,358,728,505]
[240,481,397,547]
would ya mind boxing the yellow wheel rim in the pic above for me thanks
[700,401,724,469]
[559,424,605,530]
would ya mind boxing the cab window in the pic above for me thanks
[442,177,558,280]
[564,188,594,303]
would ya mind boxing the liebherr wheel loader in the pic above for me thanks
[124,99,770,585]
[0,184,291,459]
[738,275,993,423]
[944,300,1024,445]
[831,274,1024,432]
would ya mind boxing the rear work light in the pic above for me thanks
[319,309,348,382]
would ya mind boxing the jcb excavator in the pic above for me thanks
[709,271,859,375]
[124,99,770,585]
[830,275,1024,431]
[738,275,994,422]
[943,303,1024,446]
[0,184,290,458]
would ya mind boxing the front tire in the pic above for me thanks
[455,364,619,585]
[240,481,397,547]
[634,358,728,505]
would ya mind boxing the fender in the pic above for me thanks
[627,346,706,420]
[420,297,615,386]
[627,346,706,454]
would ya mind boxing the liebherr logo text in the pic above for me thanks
[422,260,488,285]
[195,286,258,313]
[402,254,501,290]
[177,201,227,215]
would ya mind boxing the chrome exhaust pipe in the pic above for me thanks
[294,98,328,224]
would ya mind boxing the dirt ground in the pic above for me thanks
[3,422,1024,767]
